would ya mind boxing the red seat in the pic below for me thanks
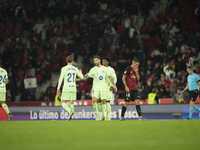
[157,13,163,22]
[64,28,71,36]
[148,19,155,28]
[181,24,186,32]
[15,24,22,30]
[17,70,24,80]
[140,26,146,34]
[171,13,179,21]
[38,52,44,61]
[6,24,14,30]
[6,29,12,38]
[52,63,60,72]
[56,29,63,37]
[48,29,54,37]
[63,50,69,57]
[187,24,193,30]
[117,25,125,37]
[14,30,21,37]
[72,28,78,35]
[36,75,42,85]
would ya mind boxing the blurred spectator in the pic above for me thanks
[165,67,176,83]
[15,92,22,102]
[22,18,31,39]
[46,82,54,94]
[26,88,36,101]
[77,80,89,100]
[173,88,187,104]
[175,57,186,73]
[148,88,159,104]
[38,92,45,101]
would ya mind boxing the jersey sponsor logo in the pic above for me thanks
[99,76,103,80]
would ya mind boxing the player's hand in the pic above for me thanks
[125,86,130,93]
[114,85,118,93]
[79,69,82,73]
[57,89,61,95]
[133,67,138,72]
[110,86,114,91]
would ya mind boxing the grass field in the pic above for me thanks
[0,120,200,150]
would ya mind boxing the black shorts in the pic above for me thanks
[189,89,198,102]
[125,90,140,102]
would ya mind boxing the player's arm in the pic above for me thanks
[57,70,64,95]
[111,69,117,84]
[180,83,188,94]
[108,75,117,93]
[134,68,140,81]
[5,78,9,85]
[122,75,129,93]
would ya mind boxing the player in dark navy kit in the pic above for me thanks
[120,58,145,120]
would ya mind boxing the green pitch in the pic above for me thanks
[0,120,200,150]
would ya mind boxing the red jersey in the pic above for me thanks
[123,65,138,90]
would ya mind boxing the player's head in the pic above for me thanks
[187,66,193,75]
[132,58,140,68]
[102,57,110,67]
[66,55,74,64]
[93,55,101,66]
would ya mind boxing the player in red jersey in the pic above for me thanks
[120,58,145,120]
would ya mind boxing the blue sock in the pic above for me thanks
[194,106,200,113]
[189,107,194,119]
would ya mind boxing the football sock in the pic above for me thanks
[194,106,200,113]
[93,102,99,114]
[70,104,74,112]
[97,102,103,113]
[136,105,142,117]
[189,107,194,119]
[2,103,10,114]
[121,105,127,117]
[106,103,111,118]
[102,103,106,117]
[62,103,71,113]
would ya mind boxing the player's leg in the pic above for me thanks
[92,90,100,120]
[61,92,71,113]
[106,101,111,120]
[101,99,107,120]
[0,93,12,121]
[135,99,145,120]
[188,100,195,119]
[188,90,198,119]
[120,91,131,120]
[97,98,103,113]
[106,90,112,120]
[100,91,107,120]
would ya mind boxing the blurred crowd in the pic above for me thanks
[0,0,200,103]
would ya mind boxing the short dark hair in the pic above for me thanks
[132,58,140,63]
[187,66,193,70]
[103,57,110,64]
[93,55,101,60]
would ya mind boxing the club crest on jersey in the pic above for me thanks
[131,75,136,79]
[99,76,103,80]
